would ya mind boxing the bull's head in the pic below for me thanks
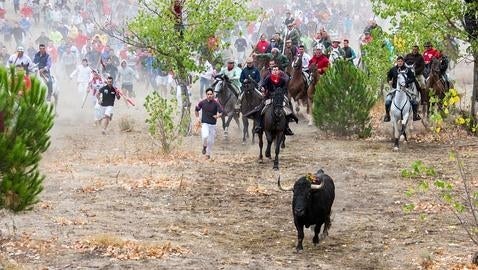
[277,171,325,217]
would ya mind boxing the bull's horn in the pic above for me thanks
[277,175,293,191]
[311,181,324,190]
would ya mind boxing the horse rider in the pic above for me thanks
[245,65,298,136]
[7,46,33,73]
[384,56,421,122]
[235,57,261,110]
[33,43,53,101]
[422,41,440,78]
[404,45,425,93]
[253,48,290,72]
[308,44,329,75]
[326,40,345,63]
[438,51,451,89]
[342,39,357,63]
[218,58,242,96]
[293,44,311,83]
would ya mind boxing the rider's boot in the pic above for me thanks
[383,104,391,122]
[284,122,294,136]
[244,103,262,118]
[412,103,421,121]
[288,113,299,123]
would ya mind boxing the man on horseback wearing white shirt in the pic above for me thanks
[7,46,33,72]
[293,45,311,83]
[218,59,242,96]
[384,56,421,122]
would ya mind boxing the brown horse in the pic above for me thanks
[288,55,310,123]
[253,55,270,79]
[283,46,295,76]
[306,64,321,125]
[424,57,453,116]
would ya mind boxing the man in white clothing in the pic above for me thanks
[7,47,33,72]
[70,58,93,95]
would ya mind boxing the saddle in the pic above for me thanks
[261,95,292,116]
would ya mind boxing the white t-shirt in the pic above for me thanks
[7,53,33,69]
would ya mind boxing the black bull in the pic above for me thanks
[278,170,335,252]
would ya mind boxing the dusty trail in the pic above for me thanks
[0,77,477,269]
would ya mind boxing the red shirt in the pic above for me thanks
[20,6,33,18]
[423,48,440,64]
[308,54,329,74]
[255,40,269,53]
[74,33,88,49]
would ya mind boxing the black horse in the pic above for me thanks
[258,88,287,170]
[212,74,241,138]
[240,79,263,144]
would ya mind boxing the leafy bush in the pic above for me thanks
[144,92,182,154]
[312,60,377,137]
[401,154,478,253]
[0,67,54,212]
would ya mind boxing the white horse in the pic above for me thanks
[390,72,413,151]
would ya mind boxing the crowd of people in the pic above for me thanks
[0,0,453,157]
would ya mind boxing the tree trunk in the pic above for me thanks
[472,52,478,120]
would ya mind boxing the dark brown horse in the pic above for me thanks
[306,64,321,125]
[424,57,453,116]
[288,55,310,124]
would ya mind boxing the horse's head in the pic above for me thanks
[242,79,257,95]
[292,55,302,69]
[405,63,415,74]
[397,72,407,90]
[431,58,441,74]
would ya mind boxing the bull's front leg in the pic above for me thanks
[296,224,305,252]
[313,223,322,245]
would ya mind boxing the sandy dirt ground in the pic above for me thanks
[1,66,478,270]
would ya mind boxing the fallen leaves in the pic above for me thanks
[73,234,188,260]
[246,185,271,196]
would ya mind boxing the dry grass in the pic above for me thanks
[74,234,188,260]
[118,116,134,132]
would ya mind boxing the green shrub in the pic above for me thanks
[0,67,54,212]
[312,60,377,136]
[144,92,182,154]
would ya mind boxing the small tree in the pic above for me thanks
[360,28,395,97]
[402,153,478,263]
[0,67,54,212]
[313,60,377,137]
[144,92,180,154]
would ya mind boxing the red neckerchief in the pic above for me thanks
[271,74,280,84]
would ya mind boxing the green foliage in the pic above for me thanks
[360,28,395,95]
[0,67,54,212]
[401,156,478,246]
[369,0,478,118]
[312,60,377,136]
[144,91,181,154]
[400,160,437,178]
[128,0,258,79]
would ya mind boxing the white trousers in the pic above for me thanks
[201,123,217,156]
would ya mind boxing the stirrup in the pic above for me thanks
[285,127,294,136]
